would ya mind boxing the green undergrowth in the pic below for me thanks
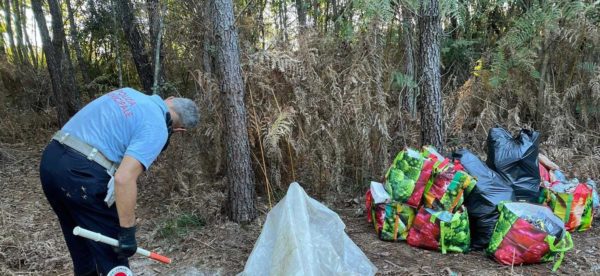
[157,213,205,239]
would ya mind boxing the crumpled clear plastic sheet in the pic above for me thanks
[239,182,378,276]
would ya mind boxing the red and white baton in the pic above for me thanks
[73,226,172,264]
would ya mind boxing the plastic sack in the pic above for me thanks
[486,202,573,271]
[407,206,470,254]
[369,181,390,204]
[369,201,416,241]
[453,148,516,250]
[539,154,560,170]
[552,170,568,183]
[547,182,594,232]
[486,127,541,202]
[539,164,551,183]
[366,183,415,241]
[586,179,600,212]
[385,148,434,207]
[241,182,377,276]
[423,166,474,213]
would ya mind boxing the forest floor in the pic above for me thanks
[1,141,600,276]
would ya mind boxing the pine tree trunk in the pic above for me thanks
[212,0,257,223]
[418,0,444,151]
[402,7,417,118]
[117,0,154,93]
[295,0,307,29]
[48,0,80,115]
[66,0,91,85]
[31,0,71,126]
[147,0,166,93]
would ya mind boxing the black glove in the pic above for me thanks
[114,226,137,259]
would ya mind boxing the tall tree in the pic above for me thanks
[401,7,417,118]
[66,0,91,85]
[418,0,443,151]
[31,0,69,125]
[117,0,154,93]
[49,0,79,112]
[211,0,257,222]
[147,0,166,94]
[295,0,307,29]
[3,0,16,62]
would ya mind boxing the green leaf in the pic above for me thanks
[392,72,418,90]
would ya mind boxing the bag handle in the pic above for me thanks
[545,232,573,271]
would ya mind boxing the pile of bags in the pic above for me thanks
[367,146,475,254]
[366,126,599,271]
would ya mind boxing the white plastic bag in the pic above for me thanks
[370,181,391,204]
[239,182,377,276]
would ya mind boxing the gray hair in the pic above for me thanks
[171,98,199,128]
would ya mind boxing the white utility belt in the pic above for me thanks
[52,130,118,207]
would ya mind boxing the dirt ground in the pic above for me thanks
[1,142,599,276]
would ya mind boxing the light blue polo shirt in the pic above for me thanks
[62,87,168,170]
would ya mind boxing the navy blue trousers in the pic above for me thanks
[40,140,128,275]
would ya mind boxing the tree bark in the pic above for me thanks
[295,0,307,29]
[3,0,16,63]
[117,0,154,93]
[151,2,167,94]
[66,0,91,85]
[212,0,257,223]
[401,7,417,118]
[147,0,166,94]
[48,0,80,114]
[418,0,444,151]
[32,0,72,126]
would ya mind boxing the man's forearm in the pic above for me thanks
[113,155,144,228]
[115,178,137,227]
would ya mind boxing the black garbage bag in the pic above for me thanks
[486,127,541,202]
[453,149,516,250]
